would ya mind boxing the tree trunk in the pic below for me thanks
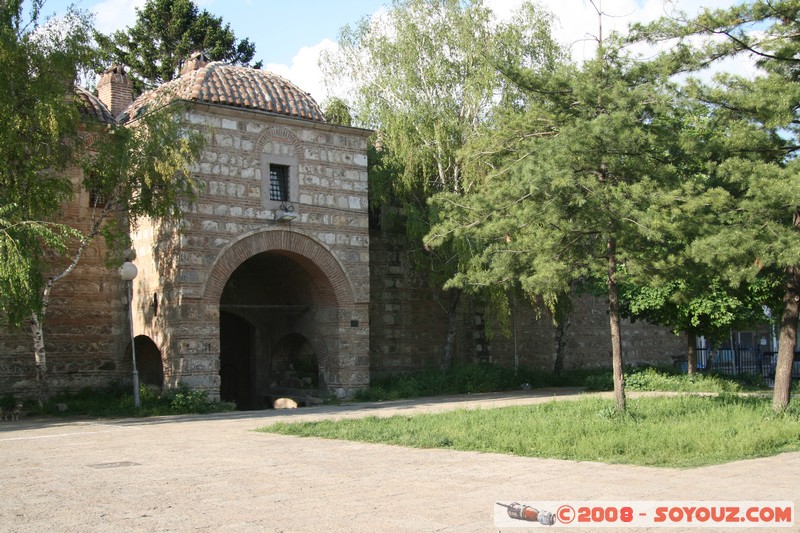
[25,219,105,410]
[607,238,626,412]
[687,331,697,376]
[773,265,799,412]
[31,312,48,408]
[441,289,461,374]
[554,313,570,377]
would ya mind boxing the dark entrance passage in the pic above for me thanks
[219,312,253,410]
[219,250,332,410]
[125,335,165,389]
[270,333,319,398]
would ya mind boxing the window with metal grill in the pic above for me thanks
[269,164,289,202]
[89,189,108,209]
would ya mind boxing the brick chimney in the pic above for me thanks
[180,51,210,76]
[97,64,132,119]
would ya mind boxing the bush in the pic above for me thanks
[584,371,614,391]
[39,382,233,418]
[354,362,774,401]
[355,363,606,401]
[163,386,216,414]
[0,395,18,409]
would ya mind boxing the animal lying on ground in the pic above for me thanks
[273,397,298,409]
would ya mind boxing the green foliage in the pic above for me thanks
[584,372,615,392]
[619,275,782,346]
[84,105,204,227]
[426,36,691,410]
[0,214,80,326]
[326,0,563,369]
[427,44,686,307]
[0,0,94,325]
[632,0,800,410]
[327,0,562,266]
[96,0,261,94]
[264,395,800,467]
[0,1,203,403]
[585,365,765,393]
[355,363,599,402]
[164,385,217,414]
[322,97,352,126]
[34,383,232,418]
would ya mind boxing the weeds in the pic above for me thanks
[355,363,766,400]
[24,383,234,418]
[355,363,597,401]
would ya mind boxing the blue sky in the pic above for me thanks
[35,0,387,66]
[30,0,745,103]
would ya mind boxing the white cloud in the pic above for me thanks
[265,38,341,107]
[486,0,758,83]
[89,0,754,104]
[92,0,144,34]
[279,0,753,106]
[487,0,744,64]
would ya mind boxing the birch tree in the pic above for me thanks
[323,0,562,371]
[427,40,686,412]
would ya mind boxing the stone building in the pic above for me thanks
[0,57,685,407]
[121,55,372,408]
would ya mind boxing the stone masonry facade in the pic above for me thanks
[131,103,372,401]
[369,229,686,377]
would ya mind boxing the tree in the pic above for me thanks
[323,0,562,372]
[427,39,687,412]
[96,0,261,94]
[0,1,204,405]
[620,274,781,374]
[633,1,800,411]
[322,97,352,126]
[0,0,94,326]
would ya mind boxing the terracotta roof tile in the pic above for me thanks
[75,86,116,124]
[122,62,326,123]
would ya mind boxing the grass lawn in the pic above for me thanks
[261,394,800,468]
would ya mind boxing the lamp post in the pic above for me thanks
[119,261,140,408]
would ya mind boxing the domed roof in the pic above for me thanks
[75,85,116,124]
[122,62,326,123]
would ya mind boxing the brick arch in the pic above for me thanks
[202,228,355,308]
[255,126,303,159]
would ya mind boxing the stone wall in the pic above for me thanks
[0,169,130,398]
[369,227,686,377]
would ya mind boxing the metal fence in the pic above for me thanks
[696,348,800,381]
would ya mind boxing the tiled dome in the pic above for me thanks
[75,85,116,124]
[122,62,326,123]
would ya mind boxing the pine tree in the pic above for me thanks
[634,0,800,411]
[96,0,261,94]
[427,39,687,412]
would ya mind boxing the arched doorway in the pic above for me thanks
[125,335,164,389]
[219,250,333,409]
